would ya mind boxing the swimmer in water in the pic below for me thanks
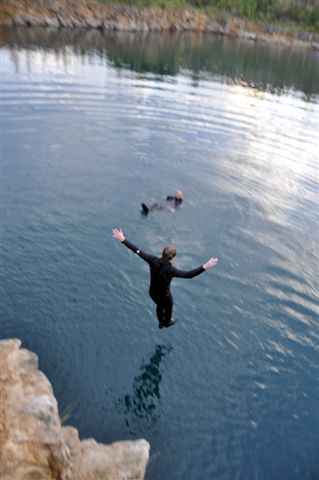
[141,190,184,215]
[112,228,218,328]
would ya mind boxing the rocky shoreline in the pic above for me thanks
[1,0,319,51]
[0,339,150,480]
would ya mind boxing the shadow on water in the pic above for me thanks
[1,26,318,99]
[116,344,172,433]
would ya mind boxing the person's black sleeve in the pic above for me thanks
[122,239,156,264]
[166,195,174,201]
[172,265,205,279]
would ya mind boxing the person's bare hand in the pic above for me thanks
[112,228,125,242]
[203,257,218,270]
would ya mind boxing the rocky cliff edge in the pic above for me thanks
[0,339,150,480]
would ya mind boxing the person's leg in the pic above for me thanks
[163,295,173,326]
[141,203,149,214]
[156,303,165,324]
[150,203,164,212]
[150,293,175,329]
[150,293,165,327]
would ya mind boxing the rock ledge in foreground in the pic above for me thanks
[0,338,150,480]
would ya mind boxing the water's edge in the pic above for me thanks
[1,0,319,51]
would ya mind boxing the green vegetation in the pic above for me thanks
[206,0,319,31]
[98,0,319,32]
[59,399,78,425]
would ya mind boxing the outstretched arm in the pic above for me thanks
[112,228,156,264]
[173,257,218,278]
[112,228,139,254]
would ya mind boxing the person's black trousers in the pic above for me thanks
[150,292,173,326]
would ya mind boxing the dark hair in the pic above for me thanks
[162,246,176,261]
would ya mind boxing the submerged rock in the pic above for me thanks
[0,339,150,480]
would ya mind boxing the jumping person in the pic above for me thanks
[112,228,218,329]
[141,190,184,215]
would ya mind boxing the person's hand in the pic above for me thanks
[203,257,218,270]
[112,228,125,242]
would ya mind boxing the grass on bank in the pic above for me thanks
[98,0,319,32]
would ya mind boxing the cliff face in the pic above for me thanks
[0,339,150,480]
[0,0,318,50]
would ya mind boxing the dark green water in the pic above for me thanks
[1,27,319,479]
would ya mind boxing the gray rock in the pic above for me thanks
[85,18,102,29]
[101,20,118,31]
[135,21,149,32]
[206,20,220,33]
[24,14,47,26]
[148,22,162,32]
[70,17,83,28]
[44,17,60,28]
[239,30,257,40]
[12,15,27,26]
[58,15,73,28]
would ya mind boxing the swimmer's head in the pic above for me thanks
[175,190,183,200]
[162,246,176,261]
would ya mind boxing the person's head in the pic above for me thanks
[162,246,176,262]
[175,190,183,200]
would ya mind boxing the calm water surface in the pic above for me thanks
[1,27,319,479]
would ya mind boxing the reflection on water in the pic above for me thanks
[1,26,319,99]
[118,345,172,431]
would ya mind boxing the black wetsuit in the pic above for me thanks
[122,238,205,326]
[142,196,183,214]
[166,195,183,209]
